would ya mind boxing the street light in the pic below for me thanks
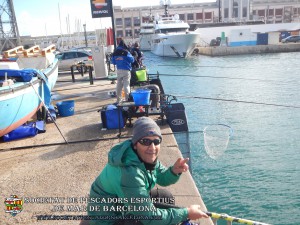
[83,24,88,47]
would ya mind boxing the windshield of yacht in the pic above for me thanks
[156,28,188,34]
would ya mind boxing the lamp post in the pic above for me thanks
[83,24,88,47]
[218,0,222,22]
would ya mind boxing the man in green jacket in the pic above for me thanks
[88,117,208,225]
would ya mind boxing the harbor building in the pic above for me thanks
[113,0,300,39]
[13,0,300,50]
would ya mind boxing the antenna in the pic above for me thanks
[160,0,171,17]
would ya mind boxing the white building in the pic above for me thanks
[113,0,300,39]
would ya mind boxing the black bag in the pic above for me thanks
[164,103,189,132]
[130,70,139,86]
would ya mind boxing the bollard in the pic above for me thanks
[80,64,84,77]
[89,66,94,85]
[70,65,75,83]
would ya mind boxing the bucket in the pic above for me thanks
[135,69,147,82]
[56,100,75,117]
[131,88,151,105]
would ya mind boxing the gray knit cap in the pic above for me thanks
[132,117,162,145]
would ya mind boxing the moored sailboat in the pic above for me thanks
[0,45,59,137]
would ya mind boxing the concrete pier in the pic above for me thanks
[0,72,213,225]
[196,43,300,56]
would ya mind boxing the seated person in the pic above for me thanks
[88,117,208,225]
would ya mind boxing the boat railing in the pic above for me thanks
[158,20,184,24]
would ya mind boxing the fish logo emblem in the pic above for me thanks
[92,0,107,9]
[4,195,23,216]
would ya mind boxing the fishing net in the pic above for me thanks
[203,124,233,159]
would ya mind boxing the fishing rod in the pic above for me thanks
[0,131,202,152]
[30,82,68,144]
[157,65,239,68]
[155,203,272,225]
[181,212,272,225]
[170,94,300,109]
[206,211,272,225]
[148,73,291,84]
[0,135,129,152]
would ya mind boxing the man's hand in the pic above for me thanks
[172,158,189,175]
[187,205,209,220]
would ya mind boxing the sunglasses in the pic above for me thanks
[138,138,161,146]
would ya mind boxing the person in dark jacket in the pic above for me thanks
[131,42,143,69]
[111,39,134,103]
[88,117,209,225]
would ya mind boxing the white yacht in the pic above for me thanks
[139,22,154,51]
[151,4,201,58]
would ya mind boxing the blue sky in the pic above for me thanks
[13,0,214,36]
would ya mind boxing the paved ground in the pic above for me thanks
[0,72,213,225]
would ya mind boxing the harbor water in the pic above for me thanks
[144,51,300,225]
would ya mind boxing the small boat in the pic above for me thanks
[0,45,59,137]
[150,3,201,58]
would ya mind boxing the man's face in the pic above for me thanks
[134,136,161,164]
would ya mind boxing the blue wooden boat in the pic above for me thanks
[0,45,59,137]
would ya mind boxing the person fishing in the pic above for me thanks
[131,42,143,69]
[111,38,134,104]
[87,117,209,225]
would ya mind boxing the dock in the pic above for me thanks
[0,72,213,225]
[195,43,300,56]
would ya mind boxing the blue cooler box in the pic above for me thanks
[101,105,126,129]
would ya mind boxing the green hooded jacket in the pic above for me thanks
[88,140,188,225]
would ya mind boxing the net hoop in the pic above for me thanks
[203,124,233,159]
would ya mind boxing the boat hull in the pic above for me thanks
[151,32,201,58]
[140,34,152,51]
[0,58,58,137]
